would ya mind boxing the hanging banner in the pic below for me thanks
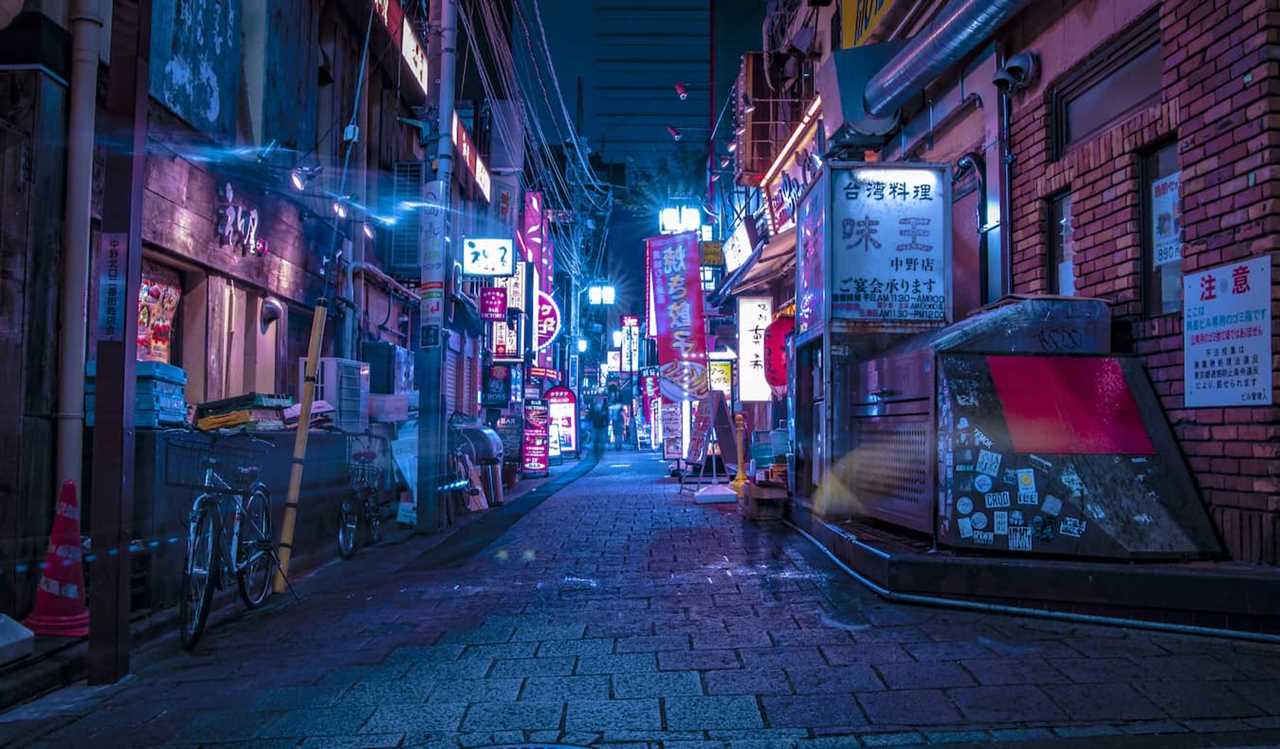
[545,386,577,454]
[479,287,508,321]
[647,232,710,401]
[522,398,550,475]
[737,296,773,401]
[828,162,952,324]
[1183,256,1272,407]
[640,367,661,448]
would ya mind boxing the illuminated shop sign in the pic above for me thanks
[761,97,823,234]
[462,237,515,277]
[452,112,492,202]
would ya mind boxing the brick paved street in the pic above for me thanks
[3,451,1280,748]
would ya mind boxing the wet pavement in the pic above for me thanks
[3,450,1280,748]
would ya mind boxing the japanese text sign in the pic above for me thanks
[647,232,710,401]
[480,287,508,321]
[545,386,577,453]
[522,399,550,474]
[490,318,522,361]
[534,290,561,352]
[621,315,640,374]
[737,296,773,402]
[462,237,514,276]
[1183,256,1272,407]
[828,163,951,325]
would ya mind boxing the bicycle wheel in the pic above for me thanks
[236,486,274,609]
[337,500,359,559]
[180,500,217,651]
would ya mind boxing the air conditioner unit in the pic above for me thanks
[387,160,430,279]
[299,357,370,433]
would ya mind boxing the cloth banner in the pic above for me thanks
[646,232,709,401]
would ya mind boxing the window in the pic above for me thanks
[1143,143,1181,315]
[700,265,719,292]
[1050,9,1162,159]
[1048,193,1075,296]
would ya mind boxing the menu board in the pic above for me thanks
[522,399,550,475]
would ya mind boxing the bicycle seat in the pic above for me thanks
[353,450,377,462]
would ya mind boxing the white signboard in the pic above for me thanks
[1183,255,1272,407]
[400,17,430,98]
[462,237,514,276]
[723,219,754,273]
[1151,172,1181,267]
[829,163,950,323]
[621,317,640,374]
[737,296,773,402]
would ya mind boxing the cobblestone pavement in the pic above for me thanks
[4,450,1280,748]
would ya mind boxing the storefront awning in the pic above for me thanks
[714,227,795,303]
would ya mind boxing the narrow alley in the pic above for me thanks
[3,451,1279,749]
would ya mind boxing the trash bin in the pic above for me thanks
[459,425,504,506]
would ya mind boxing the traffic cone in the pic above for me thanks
[23,481,89,637]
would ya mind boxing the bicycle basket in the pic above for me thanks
[163,430,269,491]
[348,460,381,490]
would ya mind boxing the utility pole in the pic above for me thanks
[55,0,102,507]
[416,0,456,531]
[89,0,150,684]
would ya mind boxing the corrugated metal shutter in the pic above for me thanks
[444,347,459,417]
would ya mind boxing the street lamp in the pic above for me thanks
[577,338,588,353]
[587,284,616,306]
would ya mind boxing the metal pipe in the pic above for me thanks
[865,0,1032,118]
[55,0,103,495]
[787,520,1280,646]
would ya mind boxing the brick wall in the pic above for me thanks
[1008,0,1280,563]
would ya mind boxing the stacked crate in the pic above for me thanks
[86,360,188,428]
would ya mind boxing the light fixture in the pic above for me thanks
[720,157,731,168]
[290,165,320,191]
[577,338,588,352]
[362,223,375,239]
[587,284,616,305]
[612,330,624,348]
[743,95,756,114]
[333,201,348,219]
[674,82,688,100]
[727,141,738,153]
[667,125,682,142]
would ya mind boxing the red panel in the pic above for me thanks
[986,356,1154,455]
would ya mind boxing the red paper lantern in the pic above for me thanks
[763,316,794,388]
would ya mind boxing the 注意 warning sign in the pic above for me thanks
[1183,255,1272,407]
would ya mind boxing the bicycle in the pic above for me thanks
[338,433,389,559]
[169,430,277,650]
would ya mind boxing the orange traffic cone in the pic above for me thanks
[24,481,89,637]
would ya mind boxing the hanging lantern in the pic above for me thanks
[763,315,794,391]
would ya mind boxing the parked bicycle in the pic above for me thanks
[169,430,277,650]
[338,433,390,559]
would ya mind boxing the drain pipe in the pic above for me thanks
[787,520,1280,645]
[865,0,1033,119]
[54,0,104,494]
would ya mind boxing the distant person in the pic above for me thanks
[591,399,608,458]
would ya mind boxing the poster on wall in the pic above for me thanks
[522,398,550,475]
[795,173,826,343]
[1151,171,1182,305]
[1183,256,1272,407]
[138,262,181,363]
[647,232,710,401]
[828,162,951,324]
[545,386,577,454]
[737,296,772,402]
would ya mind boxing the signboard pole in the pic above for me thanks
[88,0,150,685]
[414,0,455,533]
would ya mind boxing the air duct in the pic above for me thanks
[865,0,1033,118]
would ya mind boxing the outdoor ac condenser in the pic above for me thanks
[298,357,370,433]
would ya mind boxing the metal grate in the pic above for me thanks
[388,160,426,276]
[852,416,931,506]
